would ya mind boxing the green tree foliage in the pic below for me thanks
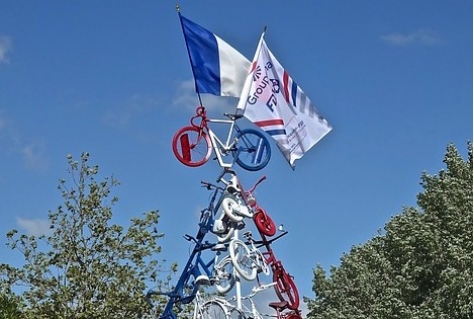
[0,153,170,318]
[0,293,21,319]
[306,142,473,319]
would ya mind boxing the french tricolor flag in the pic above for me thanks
[179,15,251,98]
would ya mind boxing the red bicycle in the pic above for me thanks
[243,231,300,310]
[242,175,277,237]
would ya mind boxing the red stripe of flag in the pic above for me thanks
[283,71,290,103]
[255,119,285,127]
[249,61,257,74]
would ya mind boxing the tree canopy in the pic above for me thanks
[0,153,170,318]
[306,142,473,319]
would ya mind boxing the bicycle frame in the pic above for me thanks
[192,107,244,168]
[197,181,227,240]
[146,235,222,319]
[256,231,287,268]
[250,230,300,310]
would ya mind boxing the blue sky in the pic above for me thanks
[0,0,472,311]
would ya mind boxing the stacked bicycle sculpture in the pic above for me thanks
[146,105,302,319]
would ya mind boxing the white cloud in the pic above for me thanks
[102,94,160,128]
[0,36,12,64]
[0,111,49,171]
[16,217,52,236]
[381,29,443,46]
[20,141,48,171]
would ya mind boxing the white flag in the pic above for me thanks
[237,37,332,167]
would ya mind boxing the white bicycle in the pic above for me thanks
[229,231,270,281]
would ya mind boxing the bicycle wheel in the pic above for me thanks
[255,249,270,276]
[222,197,244,222]
[200,301,228,319]
[234,128,271,171]
[172,126,212,167]
[253,208,276,237]
[214,256,235,294]
[216,220,238,243]
[273,267,300,310]
[229,239,257,281]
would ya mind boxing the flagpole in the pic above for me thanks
[176,5,204,107]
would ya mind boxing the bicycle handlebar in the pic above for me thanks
[247,175,267,194]
[200,180,224,192]
[183,234,222,251]
[248,230,289,248]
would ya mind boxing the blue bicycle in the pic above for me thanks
[146,171,249,318]
[146,235,234,319]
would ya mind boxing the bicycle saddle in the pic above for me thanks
[226,175,242,194]
[211,243,227,252]
[269,301,289,311]
[223,113,244,120]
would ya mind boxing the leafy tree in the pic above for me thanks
[0,292,21,319]
[306,142,473,319]
[0,152,170,318]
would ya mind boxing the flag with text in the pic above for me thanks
[237,37,332,167]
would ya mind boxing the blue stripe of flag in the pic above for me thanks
[265,129,287,136]
[291,81,298,107]
[180,15,220,95]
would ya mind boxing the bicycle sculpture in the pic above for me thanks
[172,106,271,171]
[146,169,303,318]
[160,10,329,318]
[165,100,302,318]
